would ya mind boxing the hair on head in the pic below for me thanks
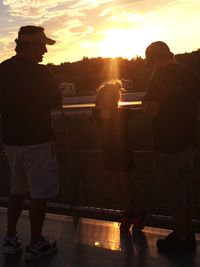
[145,41,174,65]
[95,80,122,108]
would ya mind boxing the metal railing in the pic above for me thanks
[1,106,200,227]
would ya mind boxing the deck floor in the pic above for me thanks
[0,207,200,267]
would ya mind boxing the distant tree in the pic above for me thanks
[47,49,200,95]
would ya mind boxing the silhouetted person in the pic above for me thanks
[143,41,200,251]
[0,25,62,261]
[92,80,145,232]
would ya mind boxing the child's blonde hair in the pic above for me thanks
[95,80,122,109]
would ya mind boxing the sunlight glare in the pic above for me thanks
[98,26,162,59]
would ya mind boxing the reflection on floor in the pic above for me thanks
[0,207,200,267]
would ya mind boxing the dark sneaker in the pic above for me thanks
[25,237,57,261]
[2,235,23,255]
[156,231,196,252]
[120,214,132,232]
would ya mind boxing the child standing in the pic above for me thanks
[92,80,145,231]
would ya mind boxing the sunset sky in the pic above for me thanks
[0,0,200,65]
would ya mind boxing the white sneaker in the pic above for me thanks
[2,235,23,255]
[25,237,57,261]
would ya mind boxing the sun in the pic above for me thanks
[98,27,161,59]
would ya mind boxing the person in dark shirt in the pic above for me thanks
[92,81,145,232]
[143,41,200,251]
[1,25,62,261]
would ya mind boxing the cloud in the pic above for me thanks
[1,0,200,64]
[3,0,65,17]
[1,0,181,34]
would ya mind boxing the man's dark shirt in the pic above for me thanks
[0,56,62,146]
[144,63,200,152]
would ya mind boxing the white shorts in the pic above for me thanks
[4,142,59,199]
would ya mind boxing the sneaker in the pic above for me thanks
[25,237,57,261]
[2,234,23,255]
[156,231,196,252]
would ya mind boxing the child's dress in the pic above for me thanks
[92,108,135,171]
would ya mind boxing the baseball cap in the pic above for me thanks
[145,41,173,65]
[17,26,56,45]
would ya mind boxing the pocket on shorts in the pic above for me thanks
[26,142,59,198]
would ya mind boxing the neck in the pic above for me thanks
[16,52,34,62]
[156,58,175,70]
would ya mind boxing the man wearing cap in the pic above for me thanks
[0,25,62,260]
[143,41,200,251]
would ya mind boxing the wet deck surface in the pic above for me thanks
[1,207,200,267]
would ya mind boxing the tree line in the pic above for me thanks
[47,49,200,96]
